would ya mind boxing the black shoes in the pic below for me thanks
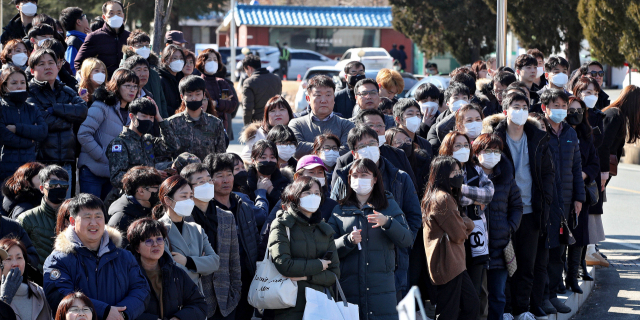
[549,297,571,313]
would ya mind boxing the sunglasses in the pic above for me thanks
[589,71,604,78]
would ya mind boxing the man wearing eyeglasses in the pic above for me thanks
[349,78,395,129]
[59,7,90,76]
[18,165,70,272]
[44,193,150,320]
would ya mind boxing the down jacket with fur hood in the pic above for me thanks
[238,122,267,162]
[43,226,150,320]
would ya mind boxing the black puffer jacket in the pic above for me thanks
[334,87,356,118]
[157,67,183,116]
[107,194,153,246]
[0,215,39,266]
[135,252,207,320]
[588,108,605,148]
[427,111,455,155]
[247,165,291,212]
[1,184,42,220]
[27,79,88,163]
[485,157,523,269]
[0,98,47,180]
[0,14,26,45]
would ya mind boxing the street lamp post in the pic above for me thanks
[496,0,507,68]
[230,0,236,82]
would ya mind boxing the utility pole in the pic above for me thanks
[496,0,507,68]
[230,0,237,82]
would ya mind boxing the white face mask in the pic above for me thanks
[276,145,296,161]
[135,46,151,59]
[193,183,215,202]
[21,2,37,16]
[107,15,124,29]
[453,147,470,163]
[479,153,501,169]
[583,95,598,109]
[536,67,544,78]
[320,150,339,167]
[169,60,185,73]
[11,53,28,66]
[551,73,568,87]
[420,101,439,115]
[92,72,106,85]
[509,109,528,126]
[378,135,386,147]
[315,177,326,187]
[299,194,321,213]
[356,146,380,164]
[405,116,421,133]
[37,38,51,47]
[350,178,373,195]
[464,121,483,139]
[172,199,195,217]
[450,99,467,112]
[205,61,219,74]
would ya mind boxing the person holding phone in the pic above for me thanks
[328,158,413,320]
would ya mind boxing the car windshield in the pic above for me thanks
[364,51,388,57]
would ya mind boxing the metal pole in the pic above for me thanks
[230,0,237,82]
[496,0,507,68]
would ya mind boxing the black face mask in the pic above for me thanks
[567,112,583,126]
[399,143,413,157]
[450,174,464,190]
[256,161,277,176]
[3,91,28,105]
[234,171,248,187]
[47,187,67,204]
[185,99,203,111]
[148,191,159,206]
[135,118,153,134]
[347,74,366,88]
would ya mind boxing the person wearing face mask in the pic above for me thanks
[483,92,555,320]
[385,127,430,198]
[540,89,585,314]
[526,48,547,91]
[248,140,291,212]
[26,24,53,52]
[0,39,29,71]
[267,176,340,320]
[78,69,139,199]
[328,158,412,320]
[428,82,471,155]
[429,102,482,156]
[0,67,47,182]
[331,125,422,299]
[74,1,130,79]
[334,61,366,118]
[239,95,293,163]
[241,54,282,125]
[537,56,571,98]
[312,133,341,187]
[414,83,443,138]
[59,7,90,76]
[18,165,69,272]
[472,134,523,320]
[393,98,433,153]
[157,45,186,116]
[106,98,179,191]
[196,49,238,130]
[77,58,107,106]
[438,131,495,301]
[154,176,221,310]
[1,0,37,45]
[107,166,163,246]
[0,238,53,320]
[166,75,226,160]
[422,156,478,320]
[229,153,251,195]
[121,30,168,118]
[266,124,297,172]
[573,77,605,148]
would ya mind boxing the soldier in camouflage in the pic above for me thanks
[107,98,179,189]
[167,75,227,160]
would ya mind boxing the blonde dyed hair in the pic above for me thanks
[376,68,404,93]
[78,58,107,96]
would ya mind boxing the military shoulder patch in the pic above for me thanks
[50,269,61,280]
[112,145,122,152]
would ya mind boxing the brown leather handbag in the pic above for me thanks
[609,154,618,176]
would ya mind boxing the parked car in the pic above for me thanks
[295,66,343,112]
[223,45,280,75]
[288,49,336,80]
[406,76,451,99]
[334,48,394,72]
[333,70,417,98]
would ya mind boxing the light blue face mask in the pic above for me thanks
[549,108,567,123]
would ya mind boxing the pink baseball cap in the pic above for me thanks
[296,155,327,171]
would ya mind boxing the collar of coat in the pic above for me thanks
[180,110,208,125]
[31,78,63,92]
[121,126,146,141]
[277,207,334,236]
[481,113,544,135]
[53,225,122,255]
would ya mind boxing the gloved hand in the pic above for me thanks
[0,268,23,305]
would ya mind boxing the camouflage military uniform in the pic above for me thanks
[106,121,179,188]
[167,110,226,160]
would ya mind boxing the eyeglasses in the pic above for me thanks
[356,90,379,97]
[322,146,339,152]
[450,170,463,176]
[122,84,139,91]
[366,123,386,130]
[144,236,165,247]
[393,137,412,145]
[453,143,470,150]
[492,89,507,97]
[355,141,378,151]
[68,307,93,315]
[568,108,584,115]
[483,149,501,155]
[588,71,604,78]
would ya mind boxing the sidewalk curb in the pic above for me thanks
[548,266,596,320]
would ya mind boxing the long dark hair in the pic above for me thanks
[55,199,72,235]
[339,158,388,209]
[421,156,462,223]
[152,175,191,219]
[603,85,640,143]
[568,97,592,140]
[2,162,44,196]
[385,127,418,169]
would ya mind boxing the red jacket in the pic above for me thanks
[74,24,130,79]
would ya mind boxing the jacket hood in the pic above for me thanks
[481,113,543,134]
[277,207,334,236]
[122,46,160,66]
[238,121,263,144]
[93,86,118,106]
[54,225,123,254]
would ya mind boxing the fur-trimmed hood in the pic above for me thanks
[238,121,264,144]
[122,46,161,67]
[53,225,123,255]
[481,113,543,135]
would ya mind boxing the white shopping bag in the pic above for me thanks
[397,286,431,320]
[248,227,298,309]
[303,274,359,320]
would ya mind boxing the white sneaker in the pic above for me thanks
[503,313,515,320]
[514,312,536,320]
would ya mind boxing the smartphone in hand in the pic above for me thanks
[221,88,229,100]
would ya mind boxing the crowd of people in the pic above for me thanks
[0,1,638,320]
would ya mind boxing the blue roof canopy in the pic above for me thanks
[225,4,393,29]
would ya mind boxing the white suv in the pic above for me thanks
[335,48,394,72]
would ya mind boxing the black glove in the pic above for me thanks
[0,268,23,305]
